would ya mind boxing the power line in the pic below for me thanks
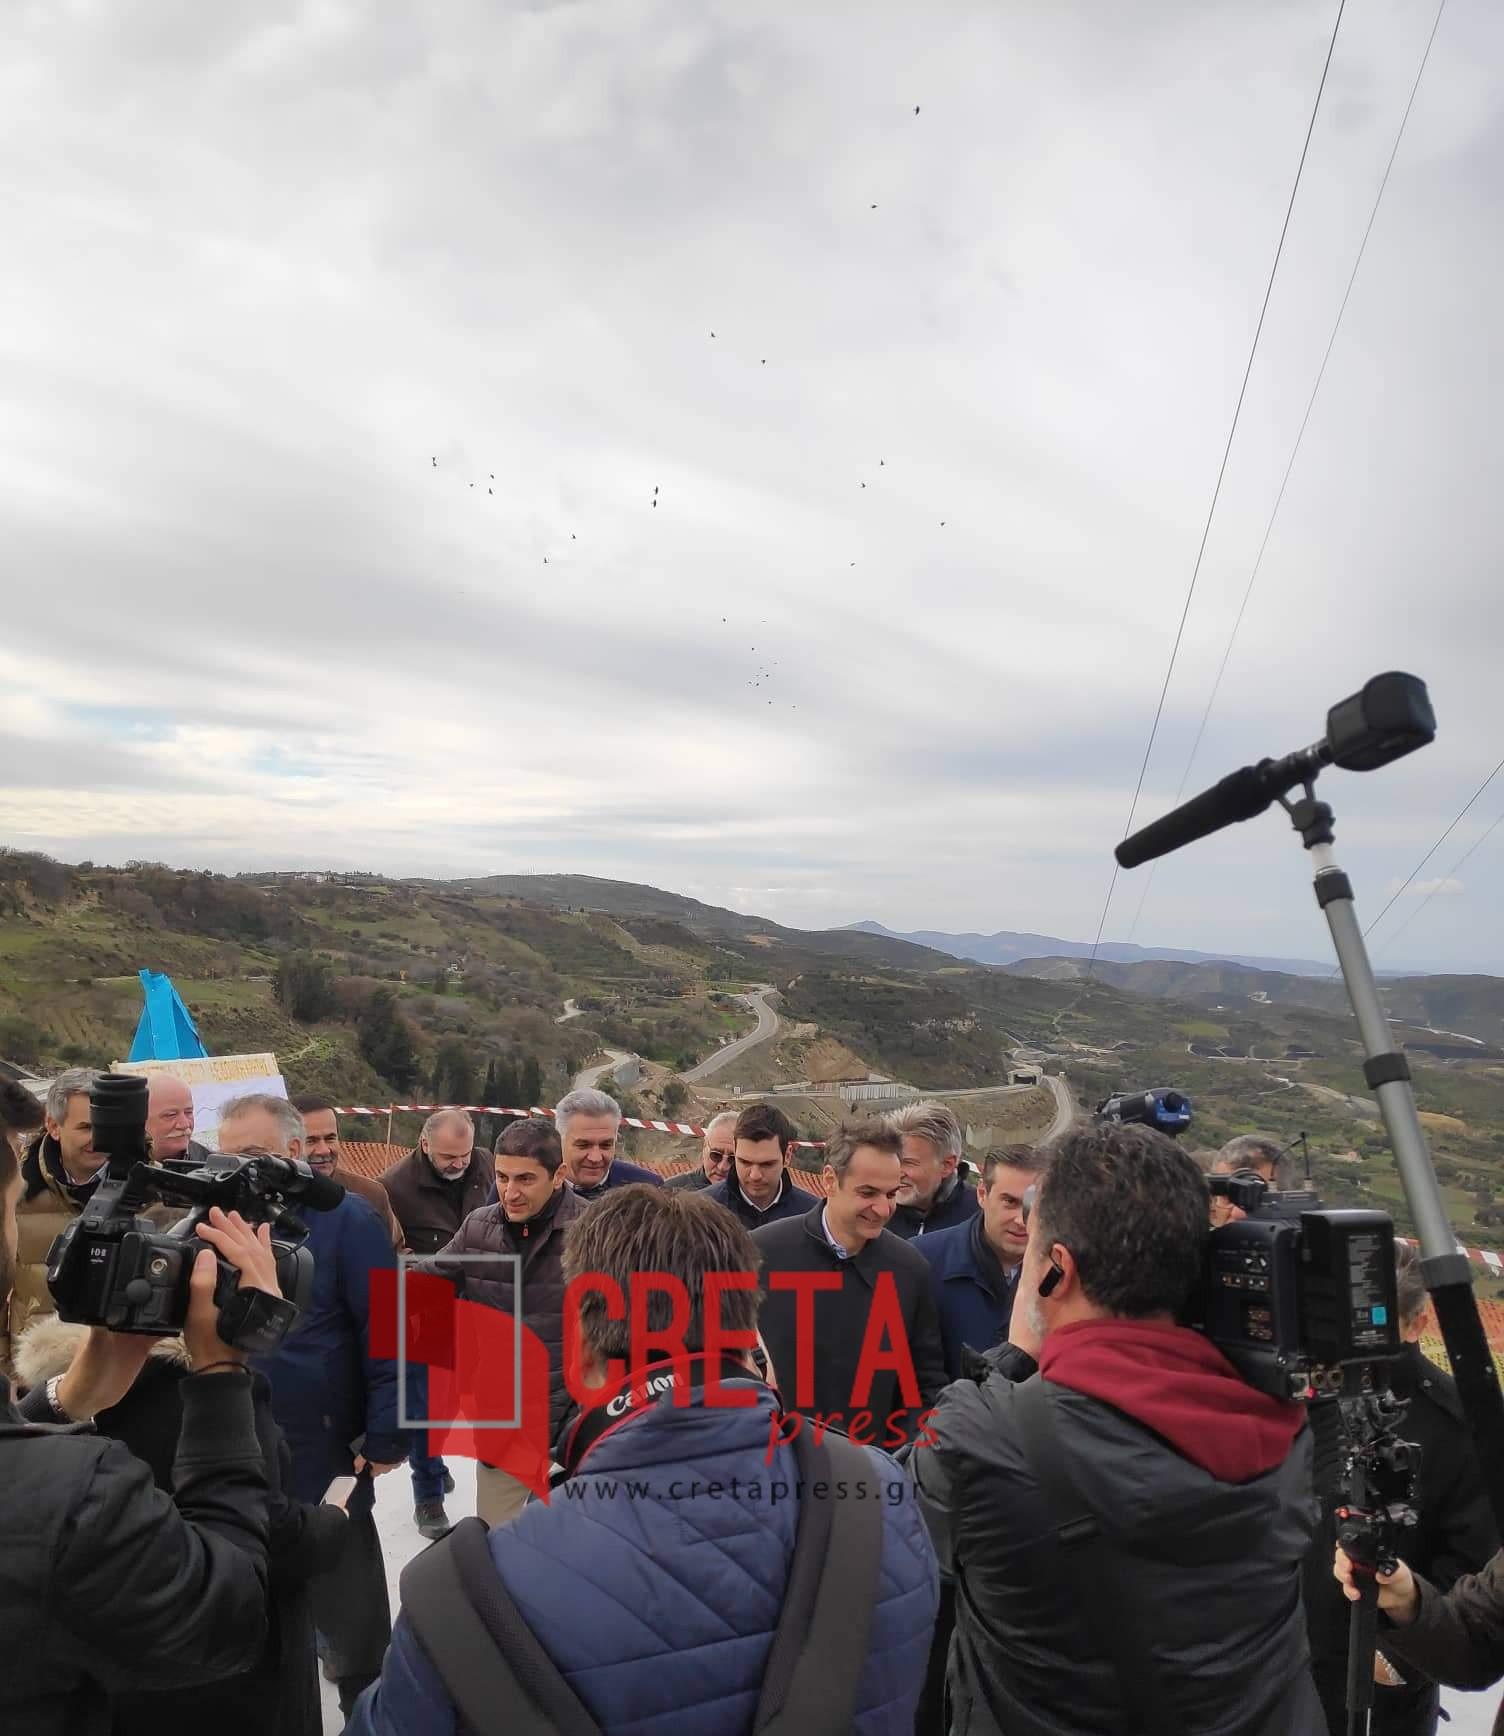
[1086,0,1348,973]
[1376,801,1504,961]
[1121,0,1447,949]
[1361,751,1504,943]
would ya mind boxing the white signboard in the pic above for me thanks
[112,1053,286,1150]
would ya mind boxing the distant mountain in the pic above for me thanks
[450,874,955,971]
[1004,954,1504,1052]
[846,921,1334,978]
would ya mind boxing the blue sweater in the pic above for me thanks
[350,1383,938,1736]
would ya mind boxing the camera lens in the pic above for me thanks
[89,1074,149,1166]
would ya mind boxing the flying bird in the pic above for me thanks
[914,105,920,115]
[870,204,877,209]
[431,456,436,467]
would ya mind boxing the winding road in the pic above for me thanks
[573,1048,636,1091]
[1042,1073,1076,1141]
[684,985,780,1082]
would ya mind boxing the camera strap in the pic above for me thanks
[1012,1377,1181,1736]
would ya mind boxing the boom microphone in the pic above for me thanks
[1116,767,1274,869]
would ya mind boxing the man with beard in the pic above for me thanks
[144,1072,209,1165]
[887,1102,979,1239]
[380,1110,489,1540]
[665,1111,736,1191]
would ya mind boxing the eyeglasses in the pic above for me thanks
[707,1148,734,1164]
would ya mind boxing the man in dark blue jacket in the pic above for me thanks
[705,1101,817,1230]
[888,1101,981,1239]
[349,1184,939,1736]
[915,1144,1043,1379]
[222,1094,408,1723]
[555,1087,663,1200]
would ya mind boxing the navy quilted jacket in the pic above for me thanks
[349,1383,939,1736]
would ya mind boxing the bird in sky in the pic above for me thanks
[431,456,436,467]
[914,105,920,115]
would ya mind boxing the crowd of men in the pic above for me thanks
[4,1063,1504,1735]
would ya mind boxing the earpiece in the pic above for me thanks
[1038,1259,1065,1299]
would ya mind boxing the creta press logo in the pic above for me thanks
[369,1264,935,1499]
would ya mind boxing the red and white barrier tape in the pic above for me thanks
[334,1103,827,1150]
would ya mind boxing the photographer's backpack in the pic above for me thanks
[400,1426,884,1736]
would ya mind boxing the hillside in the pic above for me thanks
[3,850,1503,1269]
[1005,955,1504,1054]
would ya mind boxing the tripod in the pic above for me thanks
[1117,674,1504,1729]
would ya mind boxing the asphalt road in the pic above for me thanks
[572,1047,635,1090]
[684,985,779,1082]
[1042,1073,1075,1141]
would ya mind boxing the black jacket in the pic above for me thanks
[664,1166,714,1191]
[12,1318,346,1736]
[1382,1548,1504,1736]
[1308,1342,1500,1736]
[704,1166,818,1232]
[891,1163,980,1240]
[0,1368,271,1736]
[379,1146,492,1254]
[428,1186,590,1448]
[911,1335,1325,1736]
[750,1204,947,1444]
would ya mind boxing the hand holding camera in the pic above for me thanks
[46,1206,283,1422]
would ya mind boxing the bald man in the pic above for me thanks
[145,1073,209,1165]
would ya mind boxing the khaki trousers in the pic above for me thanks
[477,1461,531,1527]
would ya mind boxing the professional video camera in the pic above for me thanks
[1096,1087,1193,1135]
[1091,1091,1401,1400]
[45,1074,341,1352]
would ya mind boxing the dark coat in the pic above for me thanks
[251,1192,407,1502]
[569,1156,665,1202]
[0,1368,271,1736]
[751,1204,948,1444]
[891,1163,981,1240]
[913,1214,1017,1380]
[12,1317,346,1736]
[378,1146,492,1254]
[335,1164,402,1245]
[704,1165,818,1231]
[1382,1549,1504,1736]
[664,1165,714,1190]
[347,1380,940,1736]
[1308,1342,1500,1736]
[911,1339,1325,1736]
[427,1186,589,1448]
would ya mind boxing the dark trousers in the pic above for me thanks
[310,1504,391,1714]
[408,1434,448,1503]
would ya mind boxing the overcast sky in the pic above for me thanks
[4,0,1502,972]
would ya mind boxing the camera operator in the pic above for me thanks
[910,1120,1325,1735]
[1210,1134,1288,1226]
[1316,1243,1499,1736]
[1,1111,280,1736]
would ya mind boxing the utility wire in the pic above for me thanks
[1376,801,1504,961]
[1121,0,1447,948]
[1086,0,1348,974]
[1361,752,1504,943]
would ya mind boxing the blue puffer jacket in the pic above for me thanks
[251,1192,407,1504]
[350,1384,939,1736]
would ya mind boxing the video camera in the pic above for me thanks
[1096,1087,1193,1135]
[45,1075,341,1353]
[1092,1089,1401,1401]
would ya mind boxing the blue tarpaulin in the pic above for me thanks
[126,969,209,1061]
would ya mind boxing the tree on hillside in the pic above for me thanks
[275,952,337,1023]
[432,1038,476,1106]
[0,1014,43,1068]
[357,988,418,1092]
[661,1077,689,1118]
[520,1054,543,1108]
[493,1054,522,1109]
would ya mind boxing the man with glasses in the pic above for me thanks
[665,1111,736,1191]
